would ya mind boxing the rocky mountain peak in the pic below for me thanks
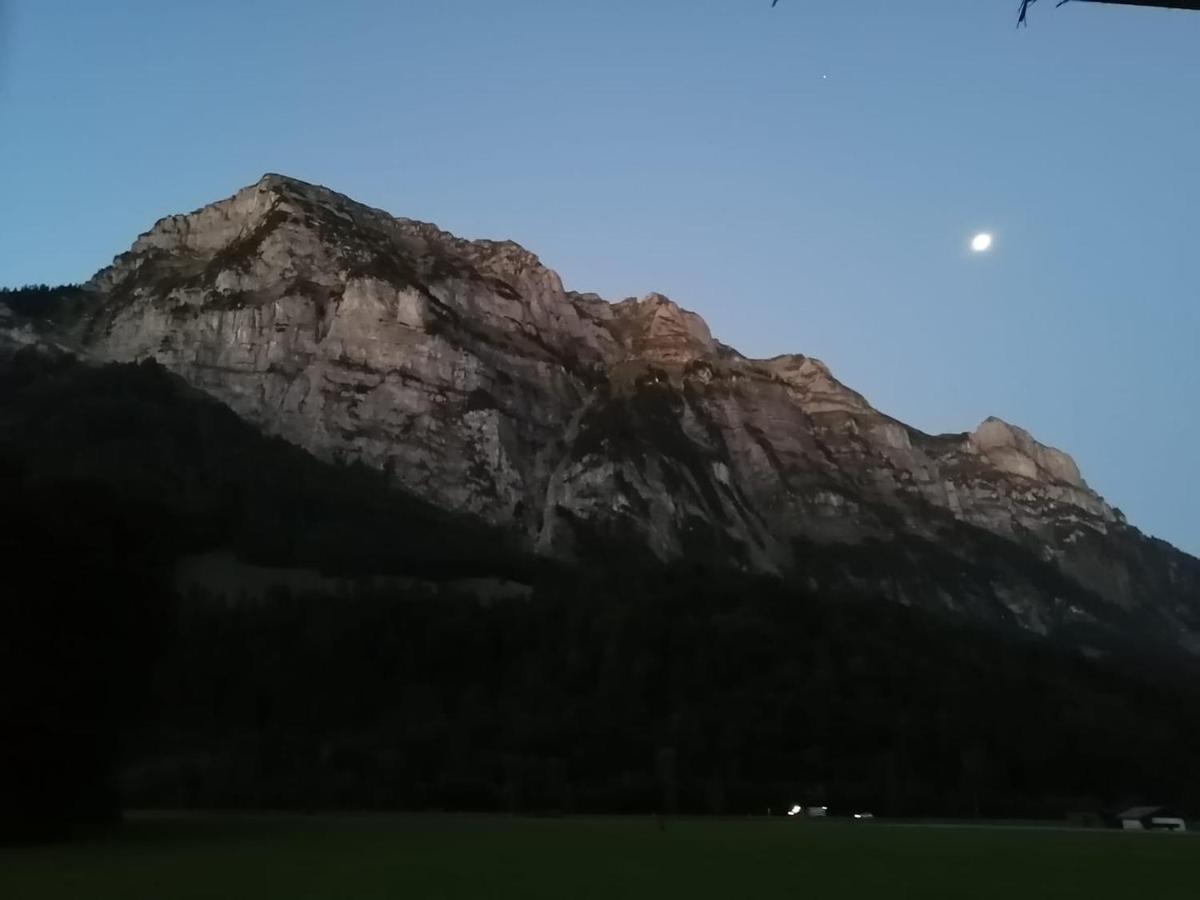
[608,292,715,364]
[761,353,871,414]
[969,416,1085,489]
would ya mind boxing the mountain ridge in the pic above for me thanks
[4,173,1198,650]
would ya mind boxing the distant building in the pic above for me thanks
[1115,806,1187,832]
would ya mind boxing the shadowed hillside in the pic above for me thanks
[4,347,1200,837]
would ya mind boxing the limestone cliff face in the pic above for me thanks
[20,174,1200,646]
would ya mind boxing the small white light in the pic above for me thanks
[971,233,993,253]
[788,804,802,816]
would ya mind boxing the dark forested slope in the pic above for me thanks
[3,348,1200,839]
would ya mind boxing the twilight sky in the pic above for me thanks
[1,1,1198,554]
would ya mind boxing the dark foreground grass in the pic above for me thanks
[1,814,1196,899]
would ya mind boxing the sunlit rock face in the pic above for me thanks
[32,175,1200,645]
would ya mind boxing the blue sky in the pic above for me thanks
[1,1,1198,554]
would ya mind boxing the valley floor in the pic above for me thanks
[2,812,1196,899]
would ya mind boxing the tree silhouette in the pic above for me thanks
[768,1,1200,25]
[1017,0,1200,25]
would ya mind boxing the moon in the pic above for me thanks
[971,232,994,253]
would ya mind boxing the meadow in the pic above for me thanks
[1,814,1196,899]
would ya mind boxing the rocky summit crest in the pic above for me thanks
[6,175,1198,649]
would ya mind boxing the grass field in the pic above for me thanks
[1,813,1196,899]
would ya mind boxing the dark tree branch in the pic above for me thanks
[771,1,1200,24]
[1020,0,1200,25]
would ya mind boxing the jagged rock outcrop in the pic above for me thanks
[8,174,1199,648]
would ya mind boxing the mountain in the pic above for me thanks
[4,174,1198,651]
[6,178,1200,827]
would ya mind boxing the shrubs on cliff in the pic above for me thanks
[0,283,89,325]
